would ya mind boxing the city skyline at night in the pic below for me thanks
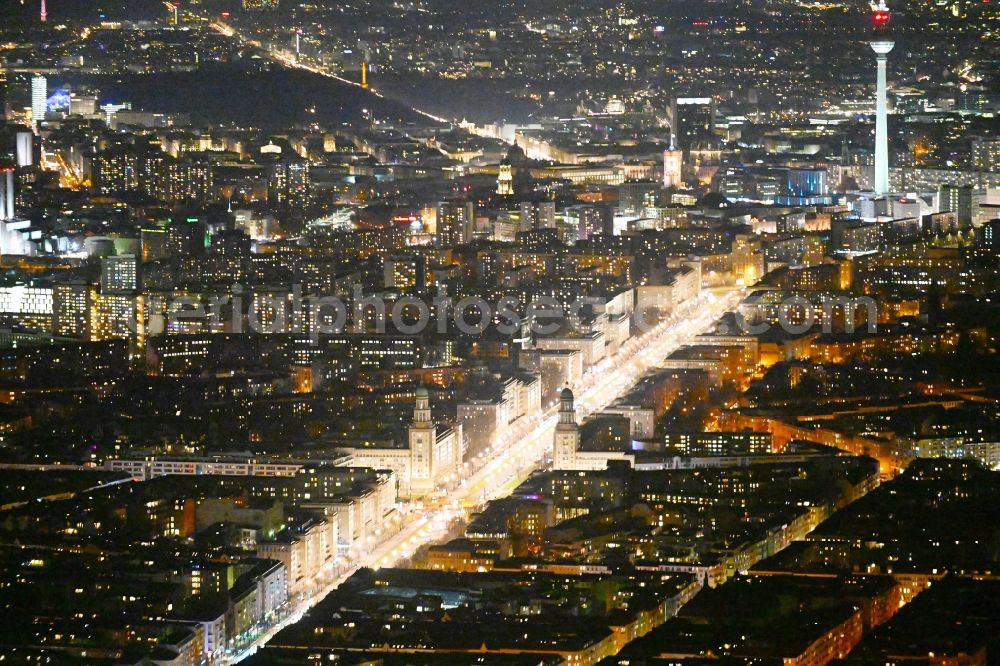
[0,0,998,664]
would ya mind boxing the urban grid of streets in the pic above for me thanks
[228,286,745,663]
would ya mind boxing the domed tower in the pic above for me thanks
[413,386,432,424]
[870,1,895,198]
[553,388,579,470]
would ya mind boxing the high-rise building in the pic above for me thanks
[787,169,829,197]
[0,169,15,221]
[267,158,309,212]
[565,204,612,241]
[15,131,33,167]
[669,97,716,151]
[519,200,555,231]
[938,184,980,228]
[870,2,894,197]
[93,143,213,203]
[30,75,47,131]
[437,199,473,247]
[53,283,92,338]
[100,255,140,294]
[90,293,143,343]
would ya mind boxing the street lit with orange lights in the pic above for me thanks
[228,287,743,663]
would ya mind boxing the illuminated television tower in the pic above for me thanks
[40,0,47,22]
[870,1,894,197]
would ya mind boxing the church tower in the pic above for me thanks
[409,387,435,486]
[553,388,579,470]
[497,161,513,196]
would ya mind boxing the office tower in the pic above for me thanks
[0,169,14,221]
[90,293,142,343]
[786,169,829,197]
[539,200,556,229]
[53,283,92,338]
[15,131,33,167]
[31,75,47,131]
[669,97,716,151]
[100,255,139,294]
[211,229,251,257]
[437,199,473,247]
[163,155,213,203]
[870,2,894,197]
[938,184,980,228]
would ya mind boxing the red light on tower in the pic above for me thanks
[872,9,890,26]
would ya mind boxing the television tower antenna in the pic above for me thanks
[869,0,895,197]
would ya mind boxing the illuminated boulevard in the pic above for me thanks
[180,16,748,661]
[204,16,452,124]
[163,17,749,663]
[228,286,744,663]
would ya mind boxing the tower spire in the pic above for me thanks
[558,388,576,426]
[40,0,47,23]
[413,386,432,425]
[869,1,894,197]
[553,387,580,470]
